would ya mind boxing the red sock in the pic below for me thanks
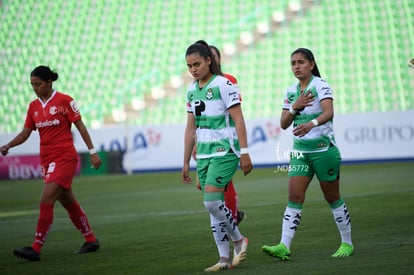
[64,201,97,243]
[224,180,238,223]
[32,203,54,253]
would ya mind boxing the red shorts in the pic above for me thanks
[42,158,78,189]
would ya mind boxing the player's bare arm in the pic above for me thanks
[228,104,252,175]
[0,127,32,156]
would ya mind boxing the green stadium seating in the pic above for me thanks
[0,0,412,133]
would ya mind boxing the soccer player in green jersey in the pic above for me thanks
[182,40,252,272]
[262,48,354,260]
[192,45,246,226]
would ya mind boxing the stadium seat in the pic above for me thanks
[0,0,412,133]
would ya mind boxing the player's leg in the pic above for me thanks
[315,145,354,257]
[262,154,313,260]
[262,176,311,260]
[197,158,231,271]
[59,188,100,253]
[224,180,239,223]
[13,181,62,261]
[201,154,248,271]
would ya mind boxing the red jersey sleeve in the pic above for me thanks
[223,73,242,102]
[223,73,238,84]
[24,103,37,130]
[65,95,82,123]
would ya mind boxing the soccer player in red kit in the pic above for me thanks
[0,65,102,261]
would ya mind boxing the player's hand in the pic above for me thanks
[293,121,314,137]
[240,154,253,176]
[292,90,314,111]
[90,153,102,169]
[0,144,10,156]
[182,164,192,184]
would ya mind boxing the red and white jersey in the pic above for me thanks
[223,73,237,85]
[24,91,81,163]
[223,73,242,101]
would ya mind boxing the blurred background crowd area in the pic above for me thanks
[0,0,413,133]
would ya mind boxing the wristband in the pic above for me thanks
[240,148,249,155]
[311,119,319,127]
[289,105,297,115]
[89,148,97,155]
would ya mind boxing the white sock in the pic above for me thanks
[209,214,230,259]
[331,203,353,246]
[280,206,302,250]
[204,200,243,252]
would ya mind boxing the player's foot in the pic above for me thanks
[236,210,245,225]
[262,243,291,261]
[75,239,100,254]
[331,243,354,257]
[204,261,233,272]
[232,237,248,266]
[13,246,40,261]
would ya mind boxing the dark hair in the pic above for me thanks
[209,45,223,73]
[291,48,321,77]
[31,65,59,82]
[185,40,222,76]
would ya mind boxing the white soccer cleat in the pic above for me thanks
[204,261,233,272]
[232,237,248,266]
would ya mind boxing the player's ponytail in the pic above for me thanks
[31,65,59,82]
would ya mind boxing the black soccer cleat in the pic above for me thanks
[236,210,246,225]
[13,246,40,261]
[75,239,100,254]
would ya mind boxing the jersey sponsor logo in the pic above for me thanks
[49,106,57,115]
[216,147,226,152]
[196,125,211,129]
[49,105,69,115]
[35,119,60,128]
[321,86,332,96]
[69,100,80,114]
[194,100,206,116]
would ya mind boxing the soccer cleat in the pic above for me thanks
[204,261,233,272]
[75,239,100,254]
[13,246,40,261]
[236,210,245,225]
[331,243,354,257]
[232,237,248,266]
[262,243,291,261]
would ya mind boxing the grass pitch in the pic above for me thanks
[0,162,413,274]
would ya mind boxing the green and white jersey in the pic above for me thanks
[186,75,241,159]
[283,76,336,153]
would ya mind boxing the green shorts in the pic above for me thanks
[197,152,239,190]
[288,145,341,181]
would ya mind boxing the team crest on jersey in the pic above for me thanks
[205,89,214,100]
[49,106,57,115]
